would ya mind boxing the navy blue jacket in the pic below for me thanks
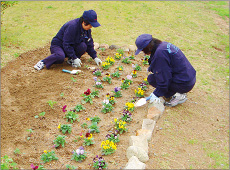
[51,18,97,59]
[148,42,196,97]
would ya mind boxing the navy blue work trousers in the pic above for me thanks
[147,74,196,98]
[43,42,87,69]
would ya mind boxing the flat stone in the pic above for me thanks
[94,42,99,50]
[147,106,162,121]
[136,129,152,141]
[129,45,137,52]
[129,136,148,153]
[99,44,109,49]
[124,156,146,169]
[109,44,120,49]
[142,119,156,134]
[121,45,129,52]
[126,146,149,162]
[148,100,165,113]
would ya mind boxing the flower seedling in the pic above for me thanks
[35,112,45,119]
[81,123,88,129]
[47,100,57,109]
[71,77,77,82]
[41,150,58,163]
[135,88,145,97]
[121,110,132,123]
[105,56,115,65]
[92,155,108,169]
[93,68,103,77]
[105,130,120,143]
[131,70,137,78]
[111,71,121,78]
[64,110,80,123]
[26,129,33,140]
[108,96,116,105]
[58,124,72,134]
[132,63,141,71]
[142,55,150,65]
[1,155,17,169]
[74,104,86,112]
[60,92,64,97]
[124,102,135,112]
[138,83,148,91]
[99,47,105,51]
[62,105,67,112]
[114,119,128,134]
[90,116,101,124]
[31,163,45,170]
[122,57,131,64]
[117,65,123,71]
[91,89,100,98]
[112,87,122,98]
[94,81,104,89]
[129,55,135,60]
[101,61,110,70]
[71,146,87,162]
[143,78,149,85]
[102,73,112,84]
[53,135,67,148]
[88,122,100,133]
[83,132,95,146]
[101,100,114,113]
[66,164,78,170]
[14,148,21,156]
[101,140,117,155]
[117,48,124,56]
[81,89,94,104]
[120,81,130,90]
[114,53,122,60]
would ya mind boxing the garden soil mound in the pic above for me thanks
[1,44,229,169]
[1,45,152,169]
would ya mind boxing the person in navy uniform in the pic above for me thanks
[135,34,196,107]
[34,10,102,70]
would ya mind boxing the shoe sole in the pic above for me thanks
[165,98,188,107]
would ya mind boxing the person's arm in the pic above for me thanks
[85,30,97,59]
[62,24,78,59]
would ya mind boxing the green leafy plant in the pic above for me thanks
[53,135,67,148]
[113,119,128,134]
[99,47,105,51]
[74,104,86,112]
[26,129,33,140]
[94,81,104,89]
[142,55,150,65]
[112,87,122,98]
[58,124,72,134]
[91,89,100,98]
[71,77,77,82]
[35,111,46,119]
[117,48,124,56]
[129,55,135,60]
[122,57,131,64]
[105,56,115,65]
[132,63,141,71]
[124,102,135,112]
[117,65,123,71]
[1,155,17,169]
[14,148,21,155]
[105,130,120,143]
[92,155,108,169]
[108,96,116,105]
[111,71,121,78]
[93,69,103,76]
[131,70,137,78]
[102,73,112,84]
[88,122,100,133]
[101,140,117,155]
[41,150,58,163]
[60,92,64,97]
[101,100,114,113]
[138,82,148,91]
[71,146,87,162]
[81,123,88,129]
[83,133,95,146]
[121,110,132,123]
[47,100,57,109]
[114,52,122,60]
[135,88,145,97]
[64,110,80,123]
[90,116,101,124]
[101,61,111,70]
[81,89,94,104]
[66,164,78,169]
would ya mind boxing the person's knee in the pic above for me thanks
[55,53,65,63]
[147,74,157,87]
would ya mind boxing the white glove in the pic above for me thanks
[94,57,102,66]
[149,93,160,103]
[73,58,82,67]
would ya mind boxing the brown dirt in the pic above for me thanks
[1,44,229,169]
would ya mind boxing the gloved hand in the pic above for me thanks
[149,93,160,103]
[94,57,102,66]
[72,58,82,67]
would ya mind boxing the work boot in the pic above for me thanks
[164,93,187,107]
[67,58,73,65]
[34,60,44,70]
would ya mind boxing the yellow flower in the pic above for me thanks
[87,134,93,139]
[44,150,47,154]
[132,70,137,74]
[116,53,119,55]
[114,118,117,122]
[106,140,110,145]
[119,67,122,71]
[58,124,61,129]
[80,135,84,138]
[144,78,147,81]
[86,117,90,121]
[110,96,114,100]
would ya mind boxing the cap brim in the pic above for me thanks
[135,48,143,55]
[90,21,101,27]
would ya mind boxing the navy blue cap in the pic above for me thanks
[83,10,101,27]
[135,34,152,55]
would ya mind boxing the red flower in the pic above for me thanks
[86,132,91,138]
[62,105,67,112]
[31,163,38,170]
[84,89,91,95]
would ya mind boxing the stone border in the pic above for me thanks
[124,99,165,169]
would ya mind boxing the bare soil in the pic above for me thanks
[1,45,229,169]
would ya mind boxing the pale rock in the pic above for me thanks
[109,44,120,49]
[99,44,109,49]
[129,45,137,52]
[124,156,146,169]
[136,129,152,141]
[142,119,156,134]
[126,146,149,163]
[148,100,165,113]
[129,136,148,153]
[121,45,129,52]
[94,42,99,50]
[147,106,162,121]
